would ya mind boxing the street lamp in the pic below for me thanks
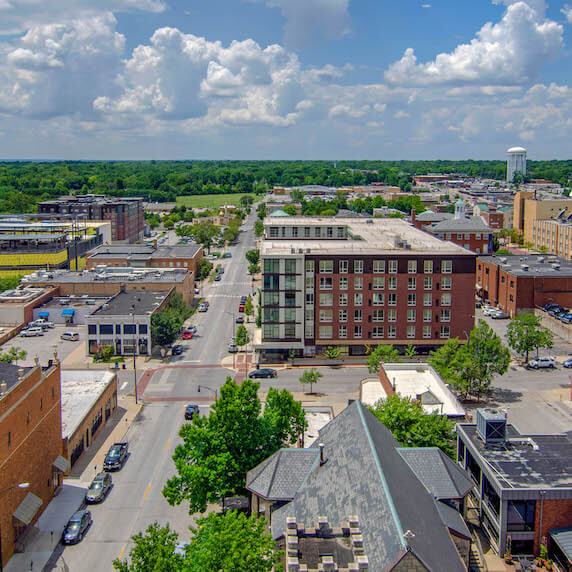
[129,306,138,405]
[197,385,218,400]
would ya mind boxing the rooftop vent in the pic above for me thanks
[500,257,508,264]
[552,263,560,270]
[538,256,545,263]
[476,408,507,445]
[521,264,529,271]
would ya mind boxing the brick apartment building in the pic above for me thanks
[257,217,476,360]
[476,254,572,315]
[38,194,144,243]
[0,361,67,568]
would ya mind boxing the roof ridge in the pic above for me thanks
[436,449,464,496]
[267,449,283,497]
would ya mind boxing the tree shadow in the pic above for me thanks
[488,387,524,405]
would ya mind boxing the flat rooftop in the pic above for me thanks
[479,254,572,277]
[61,370,116,438]
[262,217,469,255]
[22,268,190,284]
[90,290,168,316]
[87,243,201,260]
[458,424,572,489]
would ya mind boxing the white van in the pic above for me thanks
[61,332,79,341]
[22,327,44,337]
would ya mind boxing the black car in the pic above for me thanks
[214,274,222,281]
[235,315,245,324]
[240,296,248,303]
[62,510,92,545]
[103,442,128,471]
[172,344,184,355]
[248,368,277,379]
[85,472,112,504]
[185,404,199,420]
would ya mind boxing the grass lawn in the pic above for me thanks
[176,193,253,209]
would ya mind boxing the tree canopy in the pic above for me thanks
[299,368,322,394]
[367,344,401,374]
[506,313,553,362]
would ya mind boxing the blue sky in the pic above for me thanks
[0,0,571,160]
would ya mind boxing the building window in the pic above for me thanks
[407,293,416,306]
[354,277,363,290]
[373,260,385,274]
[337,227,345,238]
[507,501,536,532]
[389,260,398,273]
[304,227,311,238]
[263,275,280,290]
[423,309,432,322]
[440,325,450,338]
[327,227,333,238]
[387,325,397,338]
[407,309,416,322]
[424,294,432,306]
[441,293,451,306]
[284,308,296,322]
[285,275,296,289]
[284,324,296,338]
[339,260,348,274]
[407,325,415,339]
[263,291,280,306]
[292,227,298,237]
[285,259,297,273]
[408,277,416,290]
[264,307,280,323]
[124,324,136,335]
[319,326,333,339]
[319,293,333,306]
[354,309,362,322]
[354,293,363,306]
[373,277,385,290]
[319,260,333,273]
[424,260,433,274]
[354,260,363,274]
[388,293,397,306]
[441,276,452,290]
[319,277,333,290]
[373,309,384,322]
[441,260,452,273]
[315,227,322,238]
[354,325,362,338]
[99,324,113,335]
[510,280,514,288]
[269,227,279,238]
[373,326,384,339]
[476,233,481,240]
[424,277,432,290]
[339,325,347,339]
[339,310,348,322]
[441,309,451,322]
[373,293,385,306]
[339,276,348,290]
[319,310,333,322]
[285,292,296,307]
[26,412,30,425]
[88,324,97,335]
[423,325,431,338]
[408,260,417,273]
[501,276,505,283]
[339,293,348,306]
[306,260,314,273]
[388,276,397,290]
[457,233,463,240]
[7,431,11,445]
[388,309,397,322]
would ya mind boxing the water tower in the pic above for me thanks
[507,146,527,182]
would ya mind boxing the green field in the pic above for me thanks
[176,193,252,209]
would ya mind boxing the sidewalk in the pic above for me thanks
[4,395,142,572]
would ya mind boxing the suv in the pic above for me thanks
[85,472,112,503]
[526,357,556,369]
[62,510,92,545]
[104,442,129,471]
[61,332,79,341]
[22,327,44,337]
[184,404,199,420]
[198,303,208,312]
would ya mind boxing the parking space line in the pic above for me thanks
[164,437,171,450]
[143,481,151,500]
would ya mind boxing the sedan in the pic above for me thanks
[491,311,510,319]
[187,325,197,334]
[560,314,572,324]
[85,472,112,504]
[483,306,498,316]
[214,274,222,281]
[184,404,199,420]
[248,368,277,379]
[563,358,572,368]
[235,315,245,324]
[238,304,245,313]
[182,331,194,340]
[62,510,92,545]
[172,344,184,355]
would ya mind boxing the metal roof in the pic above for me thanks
[13,492,43,525]
[550,527,572,563]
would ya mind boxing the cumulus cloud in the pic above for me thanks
[385,1,563,85]
[562,5,572,23]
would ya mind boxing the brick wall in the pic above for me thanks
[534,499,572,555]
[0,364,63,567]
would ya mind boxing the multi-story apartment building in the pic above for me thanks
[532,218,572,259]
[38,194,144,243]
[258,217,476,360]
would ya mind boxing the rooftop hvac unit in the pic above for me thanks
[500,257,508,263]
[538,256,545,263]
[476,408,506,445]
[552,263,560,270]
[521,264,529,271]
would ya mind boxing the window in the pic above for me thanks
[327,227,333,238]
[441,309,451,322]
[373,309,384,322]
[285,292,296,307]
[441,293,451,306]
[354,293,363,306]
[99,324,113,335]
[423,309,432,322]
[354,309,362,322]
[339,276,348,290]
[407,325,415,339]
[292,227,298,237]
[339,310,348,322]
[457,233,463,240]
[263,275,280,290]
[264,258,280,273]
[424,293,432,306]
[354,325,362,338]
[319,309,333,322]
[264,291,279,306]
[337,227,345,238]
[339,325,347,338]
[319,277,333,290]
[407,293,416,306]
[269,227,279,238]
[315,227,322,238]
[373,293,385,306]
[476,233,481,240]
[388,309,397,322]
[424,277,432,290]
[319,293,333,306]
[408,277,416,290]
[373,326,384,338]
[284,324,296,338]
[354,276,363,290]
[88,324,97,335]
[26,412,30,425]
[7,431,11,446]
[373,260,385,273]
[319,260,333,273]
[441,260,452,273]
[423,325,431,338]
[319,326,333,339]
[507,501,536,532]
[510,280,514,288]
[387,325,397,338]
[285,275,296,290]
[424,260,433,274]
[407,309,416,322]
[373,277,385,290]
[389,260,398,273]
[441,276,452,290]
[304,227,311,238]
[440,325,450,338]
[408,260,417,273]
[388,293,397,306]
[339,293,348,306]
[388,276,397,290]
[339,260,348,274]
[306,260,314,273]
[354,260,363,274]
[284,308,296,322]
[285,259,297,273]
[139,324,148,334]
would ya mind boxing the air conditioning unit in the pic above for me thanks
[476,408,506,445]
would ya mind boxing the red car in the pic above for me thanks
[238,304,245,313]
[182,331,193,340]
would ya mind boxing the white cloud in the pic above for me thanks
[562,5,572,23]
[385,1,563,85]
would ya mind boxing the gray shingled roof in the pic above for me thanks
[436,501,471,539]
[415,210,451,222]
[430,216,492,232]
[246,448,319,501]
[397,448,473,500]
[270,401,465,572]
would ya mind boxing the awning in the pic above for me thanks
[13,492,43,525]
[53,455,70,473]
[550,527,572,564]
[61,309,75,317]
[38,311,49,318]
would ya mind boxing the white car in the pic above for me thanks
[483,306,498,316]
[22,327,44,337]
[526,357,556,369]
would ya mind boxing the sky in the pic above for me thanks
[0,0,571,160]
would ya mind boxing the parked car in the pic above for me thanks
[548,306,565,317]
[21,327,44,337]
[491,311,510,319]
[248,368,277,379]
[240,296,248,303]
[182,331,193,340]
[543,303,560,312]
[238,304,245,313]
[184,404,199,420]
[62,510,92,545]
[194,287,200,294]
[214,274,222,281]
[562,358,572,368]
[483,306,498,316]
[560,313,572,324]
[61,332,79,341]
[187,325,197,334]
[198,303,208,312]
[228,343,238,353]
[172,344,184,355]
[235,315,245,324]
[224,252,232,258]
[216,267,224,274]
[85,472,112,504]
[526,357,556,369]
[104,442,128,471]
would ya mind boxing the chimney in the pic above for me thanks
[411,209,416,225]
[0,381,7,396]
[319,443,325,465]
[153,239,158,248]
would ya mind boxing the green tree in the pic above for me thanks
[151,310,181,347]
[199,258,213,280]
[324,346,341,360]
[368,394,455,457]
[239,195,254,208]
[248,263,260,276]
[299,368,322,394]
[263,387,307,448]
[428,338,461,381]
[244,296,254,317]
[254,220,264,237]
[189,221,221,252]
[506,313,553,362]
[283,204,298,216]
[404,345,416,359]
[245,249,260,265]
[0,275,21,292]
[0,346,27,364]
[367,344,401,374]
[235,324,249,347]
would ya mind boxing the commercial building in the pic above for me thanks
[457,408,572,560]
[476,254,572,315]
[506,146,527,182]
[0,287,57,328]
[258,217,476,360]
[472,203,513,230]
[37,194,144,243]
[0,360,67,568]
[85,243,202,278]
[86,289,171,356]
[532,218,572,259]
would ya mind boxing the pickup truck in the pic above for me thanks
[103,442,128,471]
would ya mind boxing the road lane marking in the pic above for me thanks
[180,404,185,414]
[120,382,128,390]
[118,545,126,560]
[143,481,151,500]
[164,437,171,450]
